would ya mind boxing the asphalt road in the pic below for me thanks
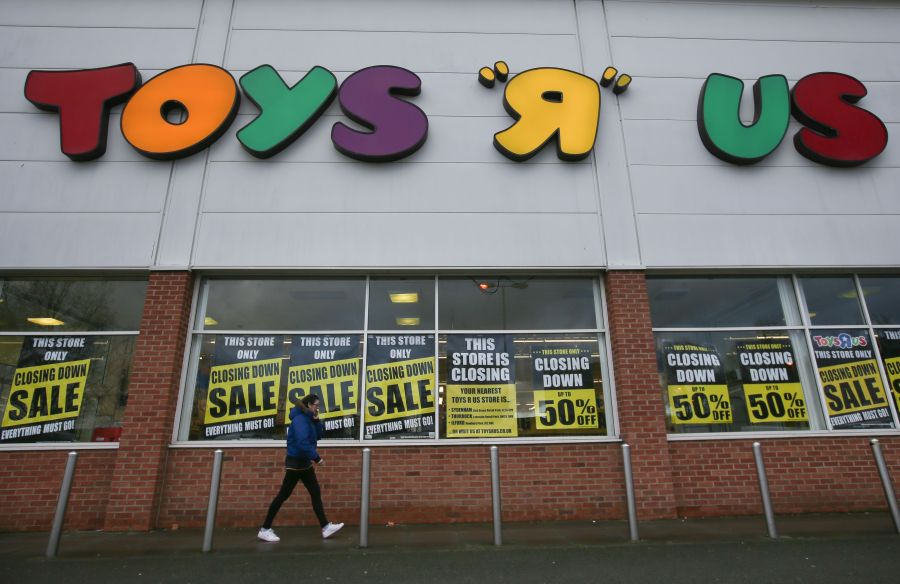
[5,535,900,584]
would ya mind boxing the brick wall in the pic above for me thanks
[604,271,678,519]
[156,443,626,529]
[670,437,900,516]
[0,450,117,531]
[4,270,900,533]
[103,271,194,531]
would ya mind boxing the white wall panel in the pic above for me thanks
[624,120,900,168]
[0,213,160,268]
[0,113,147,162]
[632,166,900,215]
[620,78,900,124]
[0,69,164,115]
[211,114,583,164]
[203,161,598,213]
[606,0,900,42]
[638,214,900,268]
[0,0,202,27]
[611,37,900,80]
[235,72,508,118]
[0,27,197,70]
[193,212,604,268]
[233,0,574,33]
[226,30,580,73]
[0,162,169,212]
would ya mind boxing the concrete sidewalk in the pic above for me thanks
[2,513,899,583]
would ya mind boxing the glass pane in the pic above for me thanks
[800,276,864,325]
[438,277,598,330]
[186,333,363,441]
[647,277,791,328]
[363,334,436,440]
[0,335,136,443]
[0,277,146,332]
[875,329,900,419]
[286,335,362,440]
[201,279,365,331]
[367,278,435,330]
[438,333,607,438]
[656,331,821,433]
[860,276,900,325]
[809,329,893,429]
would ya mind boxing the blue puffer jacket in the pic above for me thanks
[286,405,324,466]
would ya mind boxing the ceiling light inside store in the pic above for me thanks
[204,316,219,326]
[27,317,64,326]
[389,292,418,303]
[396,317,420,326]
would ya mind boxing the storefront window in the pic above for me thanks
[652,274,900,434]
[647,277,793,328]
[439,333,607,439]
[0,277,146,444]
[178,276,611,442]
[650,276,825,434]
[799,276,865,325]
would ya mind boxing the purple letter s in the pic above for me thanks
[331,66,428,162]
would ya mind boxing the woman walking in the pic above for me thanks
[258,394,344,541]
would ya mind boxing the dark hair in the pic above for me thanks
[300,394,320,407]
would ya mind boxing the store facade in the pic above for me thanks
[1,0,899,532]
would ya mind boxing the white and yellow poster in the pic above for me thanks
[1,336,92,442]
[285,335,361,438]
[203,335,283,438]
[364,335,436,439]
[446,335,517,438]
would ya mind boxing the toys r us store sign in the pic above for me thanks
[24,61,888,167]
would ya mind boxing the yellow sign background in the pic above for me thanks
[742,382,807,423]
[365,357,435,423]
[1,359,91,428]
[819,359,888,416]
[534,388,598,430]
[667,384,732,425]
[446,384,517,437]
[285,357,359,422]
[204,358,281,424]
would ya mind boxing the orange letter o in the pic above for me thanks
[121,64,239,159]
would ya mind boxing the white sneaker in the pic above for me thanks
[321,522,344,539]
[257,527,280,542]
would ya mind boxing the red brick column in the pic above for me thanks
[103,271,193,531]
[605,270,677,519]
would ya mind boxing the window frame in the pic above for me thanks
[0,275,147,451]
[171,274,620,447]
[653,273,900,440]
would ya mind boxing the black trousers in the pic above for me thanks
[263,465,328,529]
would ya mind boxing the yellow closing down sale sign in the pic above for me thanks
[1,359,90,433]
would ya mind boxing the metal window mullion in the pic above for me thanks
[597,274,618,437]
[0,331,139,336]
[794,274,835,431]
[433,274,440,441]
[172,274,202,442]
[358,276,371,442]
[855,274,900,429]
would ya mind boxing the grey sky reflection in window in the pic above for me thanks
[647,277,790,328]
[438,277,597,330]
[799,276,864,326]
[202,279,365,331]
[860,276,900,325]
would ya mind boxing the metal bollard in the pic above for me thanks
[202,449,224,553]
[622,443,639,542]
[752,442,777,538]
[490,446,502,546]
[46,451,78,558]
[359,448,371,548]
[870,439,900,534]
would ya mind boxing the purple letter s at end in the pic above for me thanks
[331,66,428,162]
